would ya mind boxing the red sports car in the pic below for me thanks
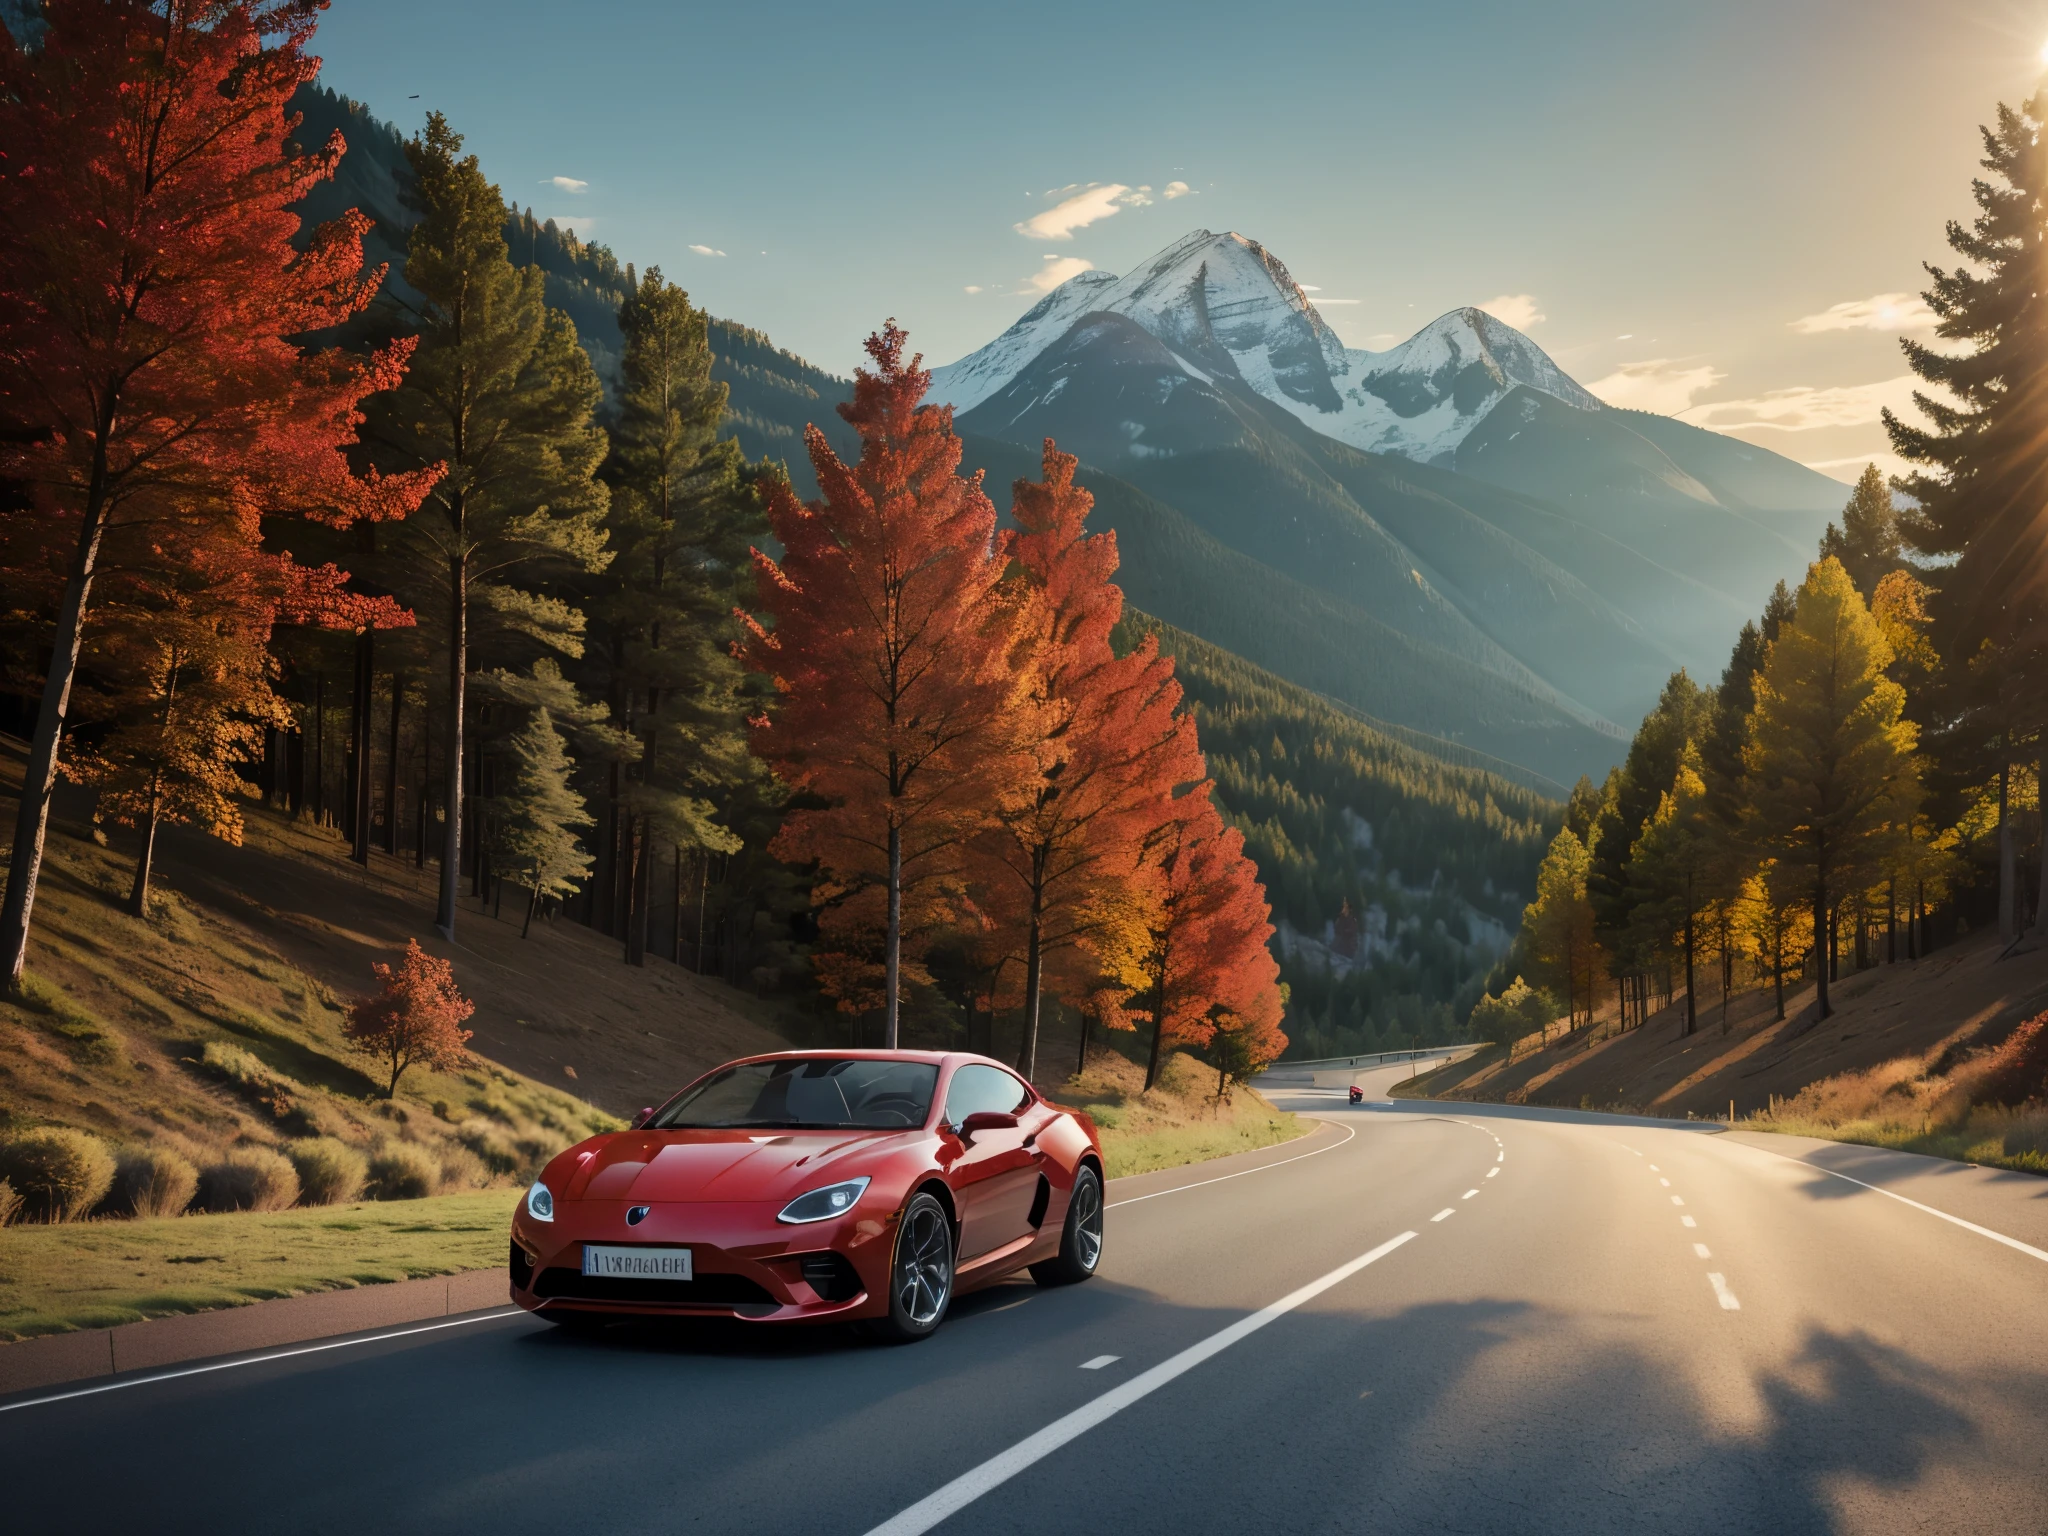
[509,1050,1106,1340]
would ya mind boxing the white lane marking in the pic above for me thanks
[1431,1208,1456,1222]
[1622,1144,1643,1157]
[1462,1189,1479,1199]
[1486,1167,1499,1179]
[1671,1196,1685,1206]
[1693,1243,1712,1259]
[1659,1178,1671,1187]
[1708,1273,1741,1310]
[1649,1165,1660,1172]
[861,1231,1419,1536]
[1107,1121,1358,1210]
[1079,1355,1120,1371]
[1742,1144,2048,1267]
[0,1308,524,1416]
[1496,1151,1504,1163]
[1681,1216,1697,1228]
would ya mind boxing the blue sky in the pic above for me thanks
[313,0,2048,482]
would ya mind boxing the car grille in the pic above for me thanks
[795,1251,864,1303]
[533,1267,778,1311]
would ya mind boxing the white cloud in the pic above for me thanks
[688,244,726,257]
[1163,180,1191,199]
[1300,284,1321,292]
[1681,374,1920,432]
[546,176,588,194]
[1587,358,1727,414]
[1016,183,1149,240]
[1312,297,1362,305]
[1789,292,1936,335]
[1477,294,1545,329]
[963,284,985,294]
[1804,451,1917,486]
[1022,255,1096,294]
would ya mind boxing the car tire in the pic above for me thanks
[1030,1164,1103,1287]
[874,1191,954,1343]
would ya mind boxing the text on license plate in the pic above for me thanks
[582,1244,693,1280]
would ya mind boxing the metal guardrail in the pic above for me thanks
[1274,1045,1480,1072]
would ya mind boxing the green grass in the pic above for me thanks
[0,1191,515,1341]
[1094,1104,1310,1179]
[1746,1111,2048,1177]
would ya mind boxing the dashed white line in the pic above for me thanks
[1681,1216,1697,1228]
[1670,1196,1685,1206]
[1107,1121,1359,1210]
[860,1231,1419,1536]
[1431,1208,1456,1222]
[1079,1355,1120,1371]
[1649,1165,1660,1172]
[1659,1178,1671,1188]
[1693,1243,1712,1259]
[1486,1167,1499,1179]
[1707,1273,1742,1311]
[1496,1151,1504,1163]
[1462,1189,1479,1199]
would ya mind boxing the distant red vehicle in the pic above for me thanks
[509,1050,1105,1341]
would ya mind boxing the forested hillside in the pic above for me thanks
[1117,614,1557,1058]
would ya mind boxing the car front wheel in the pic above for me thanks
[1030,1164,1103,1287]
[875,1191,954,1342]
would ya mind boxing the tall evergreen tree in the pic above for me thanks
[1743,559,1920,1019]
[1817,465,1904,601]
[1588,671,1711,969]
[492,708,594,937]
[1519,827,1597,1027]
[595,268,757,963]
[1626,745,1714,1036]
[363,115,611,941]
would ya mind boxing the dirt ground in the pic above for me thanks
[1406,928,2048,1118]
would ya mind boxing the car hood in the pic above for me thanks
[562,1128,915,1203]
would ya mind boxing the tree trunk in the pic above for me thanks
[884,820,902,1049]
[522,882,539,939]
[350,629,375,864]
[1143,955,1169,1093]
[1813,869,1832,1020]
[1999,760,2016,941]
[1773,937,1785,1020]
[1681,878,1696,1038]
[436,549,465,941]
[1720,914,1732,1034]
[671,843,683,963]
[312,673,326,825]
[383,673,404,857]
[1075,1006,1091,1078]
[626,818,650,967]
[1017,875,1045,1082]
[127,794,161,919]
[695,854,709,973]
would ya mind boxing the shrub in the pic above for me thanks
[456,1118,521,1176]
[1467,977,1559,1049]
[284,1138,367,1206]
[1974,1009,2048,1107]
[0,1127,117,1222]
[110,1145,200,1218]
[200,1040,301,1120]
[195,1146,300,1212]
[0,1178,21,1227]
[435,1143,489,1193]
[365,1140,439,1201]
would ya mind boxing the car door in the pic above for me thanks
[940,1064,1044,1260]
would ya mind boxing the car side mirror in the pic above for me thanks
[630,1107,654,1129]
[958,1110,1018,1139]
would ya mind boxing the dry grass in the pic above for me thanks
[1052,1048,1308,1179]
[1746,1050,2048,1175]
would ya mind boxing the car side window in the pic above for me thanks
[943,1064,1032,1127]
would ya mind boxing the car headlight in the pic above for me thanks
[777,1176,871,1224]
[525,1181,554,1222]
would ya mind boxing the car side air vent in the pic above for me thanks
[797,1252,863,1303]
[1026,1175,1051,1230]
[509,1240,534,1288]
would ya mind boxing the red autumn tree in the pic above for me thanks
[0,0,439,987]
[345,939,475,1097]
[1101,793,1285,1092]
[979,442,1205,1082]
[742,324,1028,1046]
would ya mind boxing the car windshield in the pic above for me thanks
[651,1058,940,1131]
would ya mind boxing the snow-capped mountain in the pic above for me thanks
[931,230,1602,465]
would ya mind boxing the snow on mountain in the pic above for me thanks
[930,229,1602,465]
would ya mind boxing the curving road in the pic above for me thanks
[7,1077,2048,1533]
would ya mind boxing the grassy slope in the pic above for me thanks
[1395,929,2048,1173]
[1054,1048,1307,1180]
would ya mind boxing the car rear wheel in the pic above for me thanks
[1030,1164,1103,1287]
[875,1191,954,1342]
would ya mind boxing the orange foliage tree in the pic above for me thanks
[0,0,438,986]
[345,939,475,1097]
[742,325,1027,1045]
[978,442,1205,1082]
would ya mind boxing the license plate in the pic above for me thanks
[582,1244,693,1281]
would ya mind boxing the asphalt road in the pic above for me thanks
[9,1079,2048,1535]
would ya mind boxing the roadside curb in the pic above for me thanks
[0,1269,506,1398]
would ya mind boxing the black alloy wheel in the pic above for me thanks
[1030,1164,1103,1287]
[876,1191,955,1342]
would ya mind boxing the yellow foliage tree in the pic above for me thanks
[1519,826,1599,1028]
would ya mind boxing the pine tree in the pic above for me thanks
[1817,465,1904,600]
[594,268,758,962]
[743,325,1029,1047]
[0,0,438,985]
[1519,827,1597,1027]
[363,114,611,942]
[491,709,594,937]
[1743,559,1920,1019]
[1625,744,1715,1035]
[1588,671,1712,971]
